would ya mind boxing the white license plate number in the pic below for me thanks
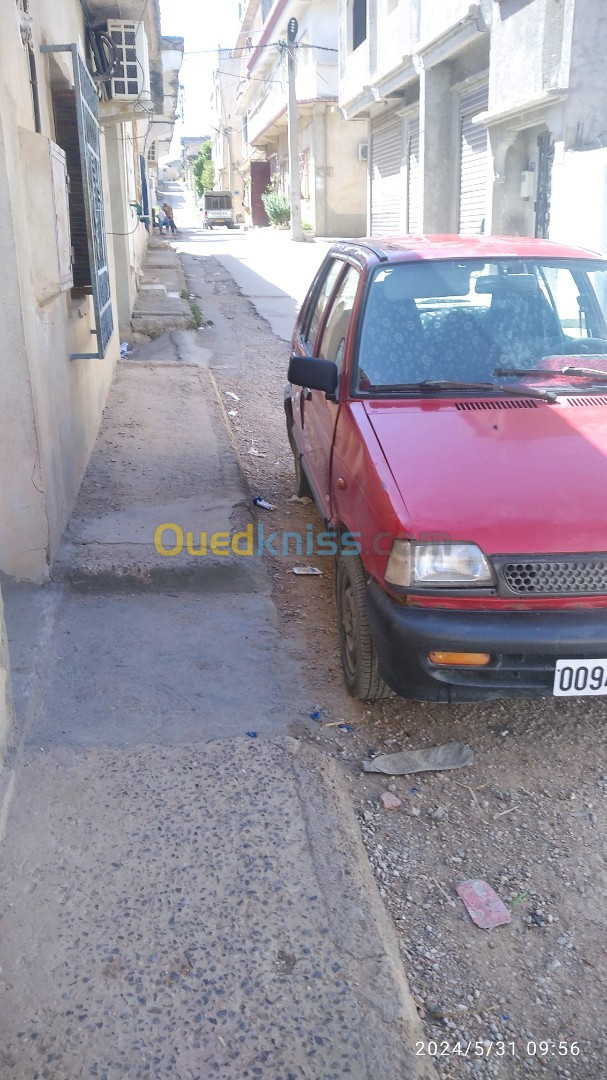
[553,658,607,696]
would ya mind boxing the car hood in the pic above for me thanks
[364,396,607,553]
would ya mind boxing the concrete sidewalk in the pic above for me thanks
[0,329,431,1078]
[163,181,329,341]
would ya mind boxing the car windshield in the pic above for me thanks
[206,194,231,209]
[355,258,607,394]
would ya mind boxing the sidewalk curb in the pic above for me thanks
[293,739,437,1078]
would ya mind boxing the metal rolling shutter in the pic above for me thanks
[370,114,402,235]
[459,84,489,235]
[407,119,421,234]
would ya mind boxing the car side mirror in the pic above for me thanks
[288,355,338,399]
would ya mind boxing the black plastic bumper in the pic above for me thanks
[366,578,607,702]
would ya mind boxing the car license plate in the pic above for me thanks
[553,658,607,696]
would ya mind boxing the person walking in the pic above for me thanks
[162,201,177,233]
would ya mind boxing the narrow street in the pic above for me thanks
[169,185,606,1078]
[0,184,604,1080]
[0,188,429,1080]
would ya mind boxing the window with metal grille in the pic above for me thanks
[45,44,113,358]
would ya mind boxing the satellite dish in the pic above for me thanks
[287,17,298,43]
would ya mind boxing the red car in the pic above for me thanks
[285,235,607,702]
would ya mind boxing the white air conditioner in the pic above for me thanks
[358,142,368,162]
[107,19,151,102]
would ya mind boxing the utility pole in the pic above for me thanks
[286,18,304,242]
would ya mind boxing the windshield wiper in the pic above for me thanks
[410,379,557,401]
[494,365,607,383]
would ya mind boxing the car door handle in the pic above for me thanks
[303,387,312,401]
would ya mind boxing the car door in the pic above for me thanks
[303,264,361,516]
[291,257,345,464]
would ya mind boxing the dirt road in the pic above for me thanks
[181,234,607,1080]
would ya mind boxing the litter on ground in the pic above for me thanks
[253,497,276,511]
[362,741,473,775]
[290,566,323,575]
[456,879,512,929]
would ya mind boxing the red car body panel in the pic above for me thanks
[362,396,607,556]
[330,402,410,578]
[353,234,602,262]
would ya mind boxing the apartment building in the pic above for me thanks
[214,0,368,235]
[0,0,181,584]
[339,0,607,249]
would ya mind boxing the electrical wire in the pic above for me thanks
[107,212,145,236]
[184,42,337,55]
[184,40,279,56]
[183,58,284,86]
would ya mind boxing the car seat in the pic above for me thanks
[485,281,562,366]
[358,271,431,386]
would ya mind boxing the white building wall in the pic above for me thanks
[339,0,607,242]
[551,147,607,253]
[0,0,119,580]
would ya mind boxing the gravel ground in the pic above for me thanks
[187,249,607,1080]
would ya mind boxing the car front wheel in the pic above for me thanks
[335,552,390,700]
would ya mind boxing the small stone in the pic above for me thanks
[380,791,402,811]
[431,805,447,821]
[547,958,561,972]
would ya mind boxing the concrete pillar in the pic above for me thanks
[106,129,135,330]
[420,63,456,233]
[0,585,13,764]
[486,127,517,235]
[312,104,328,236]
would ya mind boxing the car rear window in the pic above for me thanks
[355,258,607,394]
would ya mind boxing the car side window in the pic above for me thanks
[317,265,360,373]
[304,259,343,349]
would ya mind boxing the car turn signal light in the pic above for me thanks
[429,651,491,667]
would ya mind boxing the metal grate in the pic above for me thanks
[498,555,607,596]
[43,43,113,358]
[455,399,539,411]
[564,395,607,407]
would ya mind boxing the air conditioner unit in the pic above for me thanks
[358,142,368,162]
[107,19,151,101]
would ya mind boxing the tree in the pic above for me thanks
[193,141,215,198]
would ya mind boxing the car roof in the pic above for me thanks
[332,234,605,264]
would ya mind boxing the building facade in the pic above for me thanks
[181,136,208,194]
[211,53,246,224]
[339,0,607,248]
[0,0,181,584]
[215,0,368,236]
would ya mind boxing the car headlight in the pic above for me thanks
[385,540,493,588]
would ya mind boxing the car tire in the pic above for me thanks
[336,551,390,700]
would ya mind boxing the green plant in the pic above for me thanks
[193,141,215,198]
[301,222,313,232]
[261,188,291,227]
[189,300,203,330]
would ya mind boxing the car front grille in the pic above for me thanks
[495,555,607,596]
